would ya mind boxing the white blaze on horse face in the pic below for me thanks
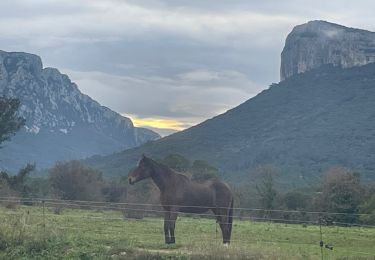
[137,157,143,167]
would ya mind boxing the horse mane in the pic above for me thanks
[145,157,190,181]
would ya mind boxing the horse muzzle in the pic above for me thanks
[128,177,135,185]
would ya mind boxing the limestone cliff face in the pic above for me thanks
[0,50,160,171]
[281,20,375,81]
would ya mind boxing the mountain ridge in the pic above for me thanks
[0,50,160,172]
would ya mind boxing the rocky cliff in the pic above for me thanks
[0,50,160,171]
[281,20,375,81]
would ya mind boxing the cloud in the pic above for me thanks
[0,0,299,48]
[179,70,221,82]
[62,68,262,128]
[1,0,375,135]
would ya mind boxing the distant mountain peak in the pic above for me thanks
[280,21,375,81]
[0,50,160,171]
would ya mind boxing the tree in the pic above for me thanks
[49,161,104,201]
[161,154,191,172]
[319,167,363,223]
[0,163,35,197]
[102,180,127,203]
[0,97,25,146]
[160,154,219,181]
[255,165,278,211]
[359,193,375,225]
[191,160,219,181]
[283,191,311,210]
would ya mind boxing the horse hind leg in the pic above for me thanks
[226,199,234,244]
[216,211,231,245]
[169,212,177,244]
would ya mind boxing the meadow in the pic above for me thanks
[0,201,374,260]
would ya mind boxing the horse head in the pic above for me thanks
[128,154,152,185]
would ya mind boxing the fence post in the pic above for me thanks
[319,217,324,260]
[42,200,46,242]
[215,221,218,242]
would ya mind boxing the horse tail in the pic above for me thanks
[227,198,234,240]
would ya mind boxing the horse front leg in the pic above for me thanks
[164,211,171,244]
[169,211,178,244]
[164,210,178,244]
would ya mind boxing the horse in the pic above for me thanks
[128,155,234,245]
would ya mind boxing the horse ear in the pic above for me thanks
[141,153,146,159]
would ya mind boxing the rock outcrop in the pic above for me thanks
[281,20,375,81]
[0,50,160,171]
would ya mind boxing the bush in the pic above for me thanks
[102,181,127,203]
[0,164,35,199]
[49,161,105,201]
[318,167,363,223]
[283,191,311,210]
[359,193,375,225]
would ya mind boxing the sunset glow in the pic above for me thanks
[124,115,190,131]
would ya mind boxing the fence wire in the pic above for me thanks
[0,196,374,227]
[0,195,372,217]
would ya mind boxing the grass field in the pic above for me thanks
[0,203,374,259]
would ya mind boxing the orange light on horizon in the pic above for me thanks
[123,114,189,131]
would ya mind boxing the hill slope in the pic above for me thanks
[0,51,160,172]
[86,63,375,184]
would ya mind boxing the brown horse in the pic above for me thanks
[128,155,234,245]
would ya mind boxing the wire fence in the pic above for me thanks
[0,196,374,258]
[1,195,372,216]
[0,196,374,231]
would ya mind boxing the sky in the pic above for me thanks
[1,0,375,136]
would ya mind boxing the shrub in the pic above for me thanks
[318,167,363,223]
[49,161,105,201]
[359,193,375,225]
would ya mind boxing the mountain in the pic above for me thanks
[281,20,375,81]
[86,63,375,185]
[0,50,160,172]
[85,22,375,186]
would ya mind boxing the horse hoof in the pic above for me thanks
[223,243,229,247]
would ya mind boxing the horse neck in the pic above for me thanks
[149,160,174,191]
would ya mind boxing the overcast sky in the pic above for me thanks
[1,0,375,135]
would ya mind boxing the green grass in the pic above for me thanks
[0,204,374,259]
